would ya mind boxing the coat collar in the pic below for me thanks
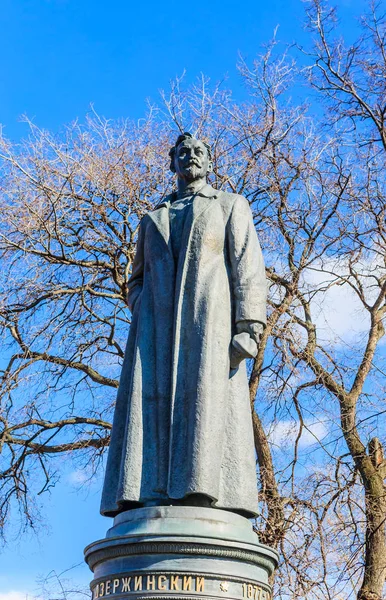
[148,184,219,252]
[155,183,218,209]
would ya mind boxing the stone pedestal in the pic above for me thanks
[84,506,278,600]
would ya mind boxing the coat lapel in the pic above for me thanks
[193,184,218,221]
[147,185,218,254]
[191,195,211,226]
[147,195,173,254]
[191,184,218,228]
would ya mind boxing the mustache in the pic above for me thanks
[185,160,201,168]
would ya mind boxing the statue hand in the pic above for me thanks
[230,322,264,370]
[236,320,264,345]
[230,332,258,370]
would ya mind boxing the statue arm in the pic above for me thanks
[227,196,267,368]
[227,195,267,332]
[127,220,145,313]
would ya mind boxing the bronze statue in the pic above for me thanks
[101,133,266,518]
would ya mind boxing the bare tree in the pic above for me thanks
[296,3,386,597]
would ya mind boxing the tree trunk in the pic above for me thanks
[250,407,284,549]
[358,473,386,600]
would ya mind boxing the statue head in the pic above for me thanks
[169,132,213,182]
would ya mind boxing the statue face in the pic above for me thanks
[173,138,212,182]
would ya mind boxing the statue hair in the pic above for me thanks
[169,132,212,172]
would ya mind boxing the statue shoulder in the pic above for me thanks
[215,190,252,215]
[136,212,155,235]
[138,213,151,227]
[139,195,172,225]
[152,192,175,211]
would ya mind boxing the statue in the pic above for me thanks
[100,133,267,519]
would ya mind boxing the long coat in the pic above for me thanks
[100,184,267,518]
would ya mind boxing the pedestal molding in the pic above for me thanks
[85,540,277,575]
[85,506,278,599]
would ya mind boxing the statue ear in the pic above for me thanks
[207,161,213,173]
[170,160,176,173]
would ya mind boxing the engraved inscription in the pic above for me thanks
[92,574,270,599]
[92,575,205,598]
[242,582,270,600]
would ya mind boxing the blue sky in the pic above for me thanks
[1,0,365,141]
[0,0,370,595]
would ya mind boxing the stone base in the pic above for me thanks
[84,506,278,600]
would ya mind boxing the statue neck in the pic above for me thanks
[176,177,207,198]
